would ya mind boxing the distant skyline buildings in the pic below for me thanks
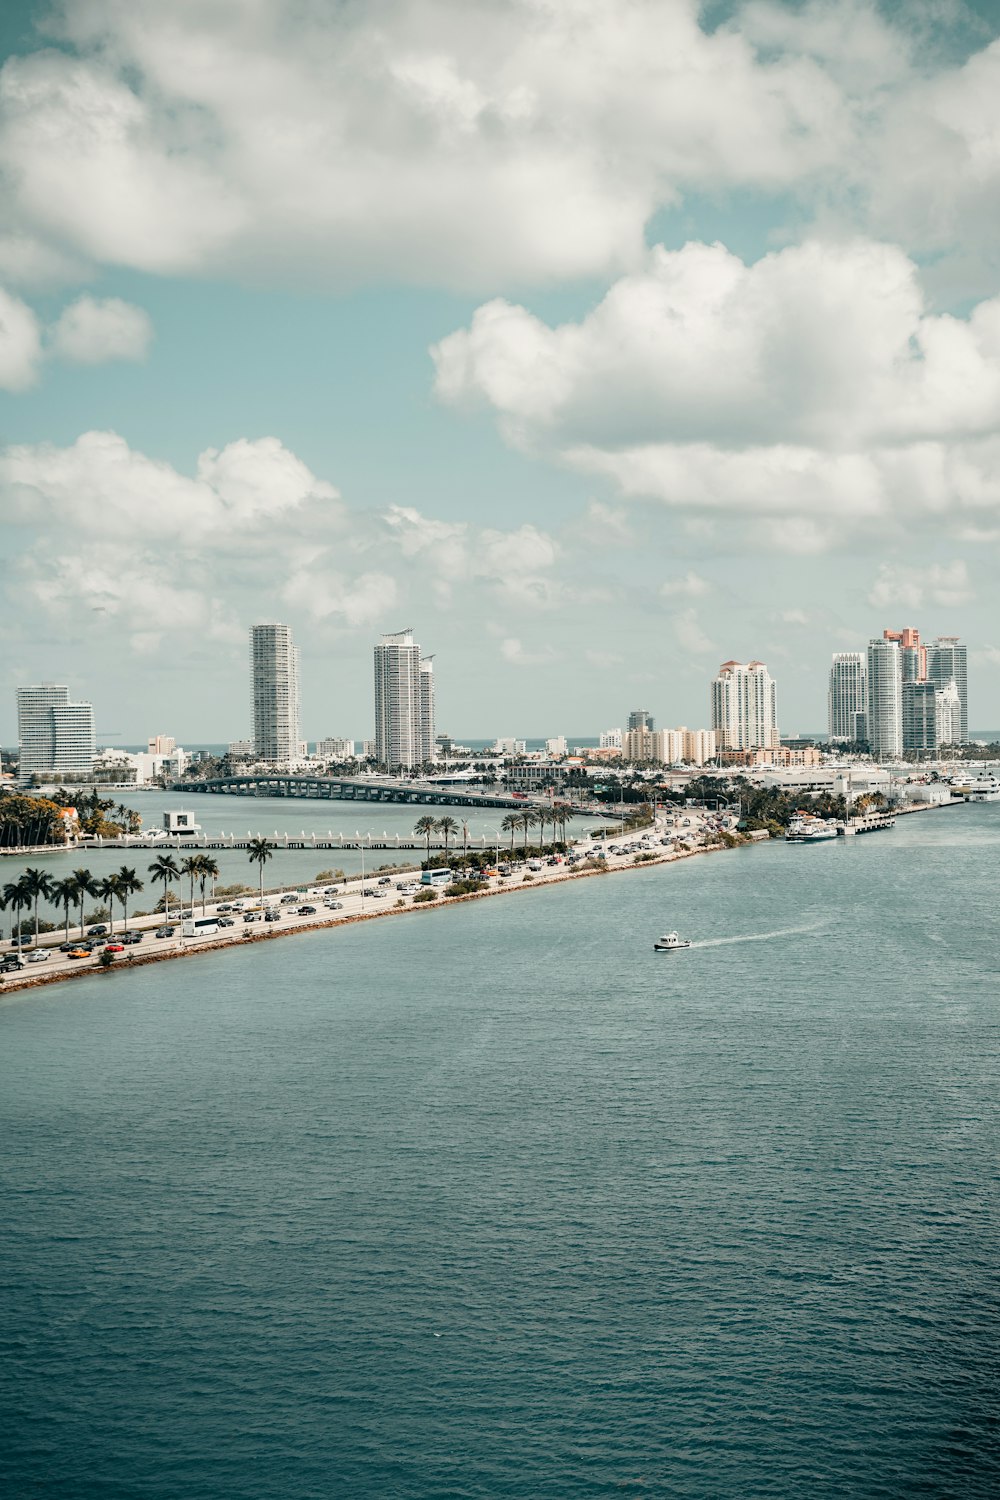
[828,654,867,743]
[251,623,301,764]
[862,627,968,760]
[374,629,434,770]
[16,684,95,785]
[711,661,778,753]
[926,637,968,744]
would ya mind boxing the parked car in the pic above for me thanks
[217,917,236,928]
[297,905,317,915]
[155,927,176,939]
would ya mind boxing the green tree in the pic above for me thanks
[247,837,273,906]
[70,867,98,938]
[99,874,122,935]
[501,813,520,850]
[180,854,203,911]
[149,854,181,920]
[21,867,52,944]
[436,816,459,853]
[49,876,79,942]
[1,875,32,950]
[519,809,538,852]
[115,866,144,932]
[197,856,219,913]
[414,815,437,858]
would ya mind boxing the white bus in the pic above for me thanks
[420,868,454,887]
[182,917,219,937]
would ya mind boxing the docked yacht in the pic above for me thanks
[968,775,1000,802]
[654,932,691,952]
[785,814,839,843]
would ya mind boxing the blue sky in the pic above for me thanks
[2,0,1000,743]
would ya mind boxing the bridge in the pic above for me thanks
[180,773,581,812]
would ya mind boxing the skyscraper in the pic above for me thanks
[866,638,902,760]
[374,629,426,769]
[902,680,939,756]
[251,623,300,763]
[17,684,95,784]
[711,661,778,751]
[926,637,968,744]
[419,656,436,765]
[883,627,926,683]
[828,653,867,743]
[627,709,655,733]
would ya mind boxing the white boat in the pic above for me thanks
[654,931,691,951]
[785,814,838,843]
[968,775,1000,802]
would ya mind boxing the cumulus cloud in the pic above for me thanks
[0,285,41,389]
[671,609,715,654]
[500,637,560,667]
[433,238,1000,548]
[660,571,709,599]
[49,294,153,364]
[867,561,974,610]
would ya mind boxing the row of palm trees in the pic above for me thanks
[412,806,572,858]
[1,865,145,947]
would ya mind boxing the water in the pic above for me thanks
[2,805,999,1497]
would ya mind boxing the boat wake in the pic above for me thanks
[691,919,826,949]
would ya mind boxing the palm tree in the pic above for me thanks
[197,857,219,914]
[501,813,520,850]
[99,874,121,935]
[116,867,144,932]
[1,876,32,950]
[414,815,437,858]
[461,821,469,857]
[22,867,52,943]
[149,853,180,920]
[436,816,459,854]
[535,808,548,848]
[520,809,538,852]
[247,837,273,907]
[180,854,202,912]
[70,867,97,939]
[49,876,79,943]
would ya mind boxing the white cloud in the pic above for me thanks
[0,285,41,389]
[500,637,560,667]
[660,571,709,599]
[868,560,974,610]
[50,293,153,364]
[285,569,398,628]
[671,608,715,655]
[779,609,809,625]
[585,649,624,669]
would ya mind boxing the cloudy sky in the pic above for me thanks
[2,0,1000,744]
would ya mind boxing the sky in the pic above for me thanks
[2,0,1000,744]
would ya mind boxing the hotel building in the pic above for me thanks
[16,684,95,784]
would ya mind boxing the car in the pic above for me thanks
[377,876,392,885]
[242,912,262,923]
[324,900,344,910]
[87,924,108,936]
[1,956,26,972]
[280,894,298,904]
[66,948,91,960]
[217,904,233,913]
[105,943,125,954]
[154,926,176,938]
[265,911,281,922]
[361,888,377,897]
[26,950,51,964]
[121,931,143,946]
[217,916,236,928]
[181,909,194,919]
[297,905,317,915]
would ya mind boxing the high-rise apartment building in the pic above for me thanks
[374,629,434,769]
[902,680,939,756]
[600,728,623,750]
[251,623,300,763]
[936,680,962,747]
[883,627,926,684]
[828,653,867,743]
[866,638,902,760]
[711,661,778,751]
[419,656,436,765]
[627,709,655,733]
[926,637,968,744]
[17,684,95,784]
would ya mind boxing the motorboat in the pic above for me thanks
[968,775,1000,802]
[654,931,691,951]
[785,814,838,843]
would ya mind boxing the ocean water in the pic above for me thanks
[1,806,999,1498]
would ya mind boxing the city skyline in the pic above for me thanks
[2,3,1000,739]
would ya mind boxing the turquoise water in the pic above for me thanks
[2,806,999,1497]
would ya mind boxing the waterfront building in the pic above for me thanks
[866,638,902,760]
[546,736,568,757]
[711,661,778,752]
[599,728,623,750]
[16,683,95,785]
[828,653,867,743]
[374,629,424,769]
[227,738,254,757]
[681,727,717,765]
[419,657,436,765]
[627,709,655,733]
[317,737,356,760]
[926,637,968,744]
[883,627,926,684]
[902,681,939,756]
[251,623,300,763]
[623,727,658,761]
[493,737,527,755]
[936,679,962,747]
[147,734,176,755]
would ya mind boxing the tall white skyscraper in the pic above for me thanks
[419,656,436,765]
[17,684,95,784]
[711,661,778,751]
[251,623,300,763]
[828,653,867,743]
[374,629,428,769]
[866,638,902,760]
[926,637,968,744]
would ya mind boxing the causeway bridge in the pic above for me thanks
[181,773,575,812]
